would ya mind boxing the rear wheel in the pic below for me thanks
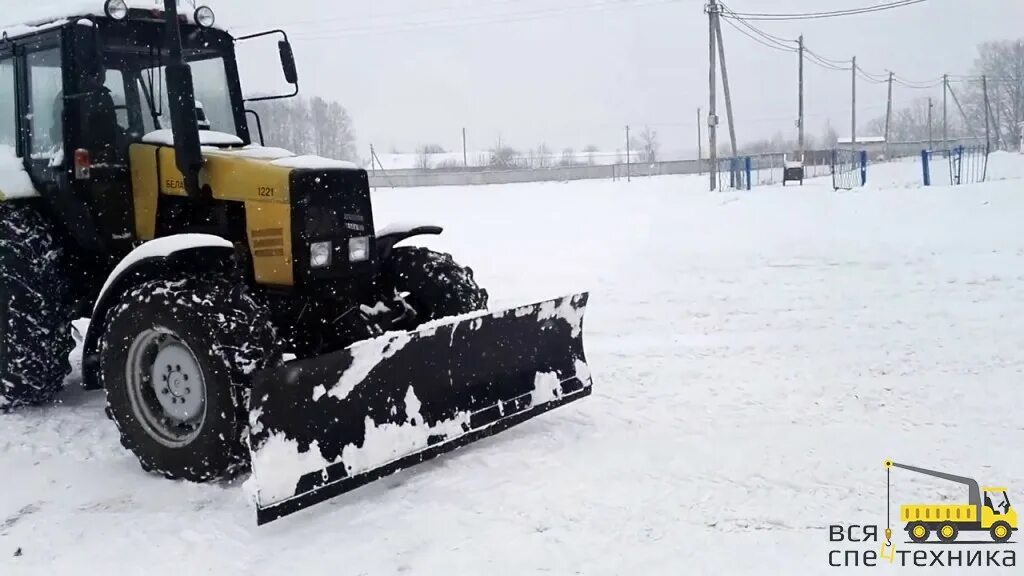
[0,203,73,410]
[380,247,488,329]
[907,522,930,543]
[937,523,958,542]
[99,275,280,481]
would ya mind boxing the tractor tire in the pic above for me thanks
[907,522,930,543]
[990,521,1012,543]
[380,247,488,328]
[0,203,73,410]
[937,522,958,543]
[99,275,280,481]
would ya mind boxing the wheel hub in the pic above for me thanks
[125,329,208,448]
[151,343,204,423]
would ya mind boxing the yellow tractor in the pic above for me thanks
[0,1,592,524]
[885,460,1017,543]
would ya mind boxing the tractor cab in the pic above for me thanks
[983,487,1014,516]
[0,1,296,259]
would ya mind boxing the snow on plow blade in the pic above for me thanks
[247,293,592,524]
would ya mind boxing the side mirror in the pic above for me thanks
[237,30,300,102]
[279,41,298,85]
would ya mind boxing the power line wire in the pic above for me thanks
[720,0,928,21]
[719,16,797,54]
[287,0,674,39]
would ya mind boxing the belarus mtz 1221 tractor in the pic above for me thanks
[0,0,591,524]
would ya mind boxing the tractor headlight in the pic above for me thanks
[348,237,370,263]
[104,0,129,20]
[310,242,332,269]
[194,5,216,28]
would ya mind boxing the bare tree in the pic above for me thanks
[583,145,600,165]
[631,127,659,163]
[252,96,356,161]
[489,140,521,169]
[415,144,446,170]
[559,147,577,167]
[966,40,1024,148]
[536,143,552,168]
[822,122,839,148]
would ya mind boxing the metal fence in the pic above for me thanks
[742,152,834,186]
[832,149,868,190]
[921,145,990,186]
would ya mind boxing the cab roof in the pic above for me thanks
[1,2,219,42]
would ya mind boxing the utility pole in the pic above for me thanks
[927,97,934,150]
[462,128,468,167]
[797,35,805,157]
[983,75,991,150]
[884,71,893,159]
[942,73,949,149]
[713,10,737,157]
[995,88,1002,150]
[708,0,719,191]
[851,56,857,148]
[697,107,703,174]
[625,125,631,183]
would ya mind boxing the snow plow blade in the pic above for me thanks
[247,293,592,525]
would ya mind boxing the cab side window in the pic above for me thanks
[26,47,63,158]
[0,58,16,151]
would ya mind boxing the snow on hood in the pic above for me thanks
[142,129,244,147]
[0,145,40,200]
[270,156,359,170]
[212,145,295,161]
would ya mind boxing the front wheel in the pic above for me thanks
[380,247,488,329]
[99,275,280,481]
[990,521,1012,543]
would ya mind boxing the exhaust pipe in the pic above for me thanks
[162,0,204,197]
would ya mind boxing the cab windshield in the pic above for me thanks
[96,25,242,143]
[985,491,1011,515]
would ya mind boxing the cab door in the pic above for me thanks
[14,32,104,253]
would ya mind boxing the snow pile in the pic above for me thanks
[0,145,38,199]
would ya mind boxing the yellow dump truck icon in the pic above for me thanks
[886,460,1017,543]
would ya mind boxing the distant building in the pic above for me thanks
[837,135,886,158]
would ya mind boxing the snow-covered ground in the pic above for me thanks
[3,154,1024,574]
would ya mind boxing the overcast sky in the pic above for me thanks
[112,1,1024,157]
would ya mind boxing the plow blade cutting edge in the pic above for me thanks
[247,293,592,524]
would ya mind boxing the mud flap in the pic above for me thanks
[247,293,592,524]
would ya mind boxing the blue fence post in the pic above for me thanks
[955,145,964,185]
[859,150,868,186]
[831,149,838,189]
[921,149,931,186]
[744,156,752,190]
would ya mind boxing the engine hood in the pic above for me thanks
[129,143,364,205]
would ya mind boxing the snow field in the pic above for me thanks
[3,154,1024,574]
